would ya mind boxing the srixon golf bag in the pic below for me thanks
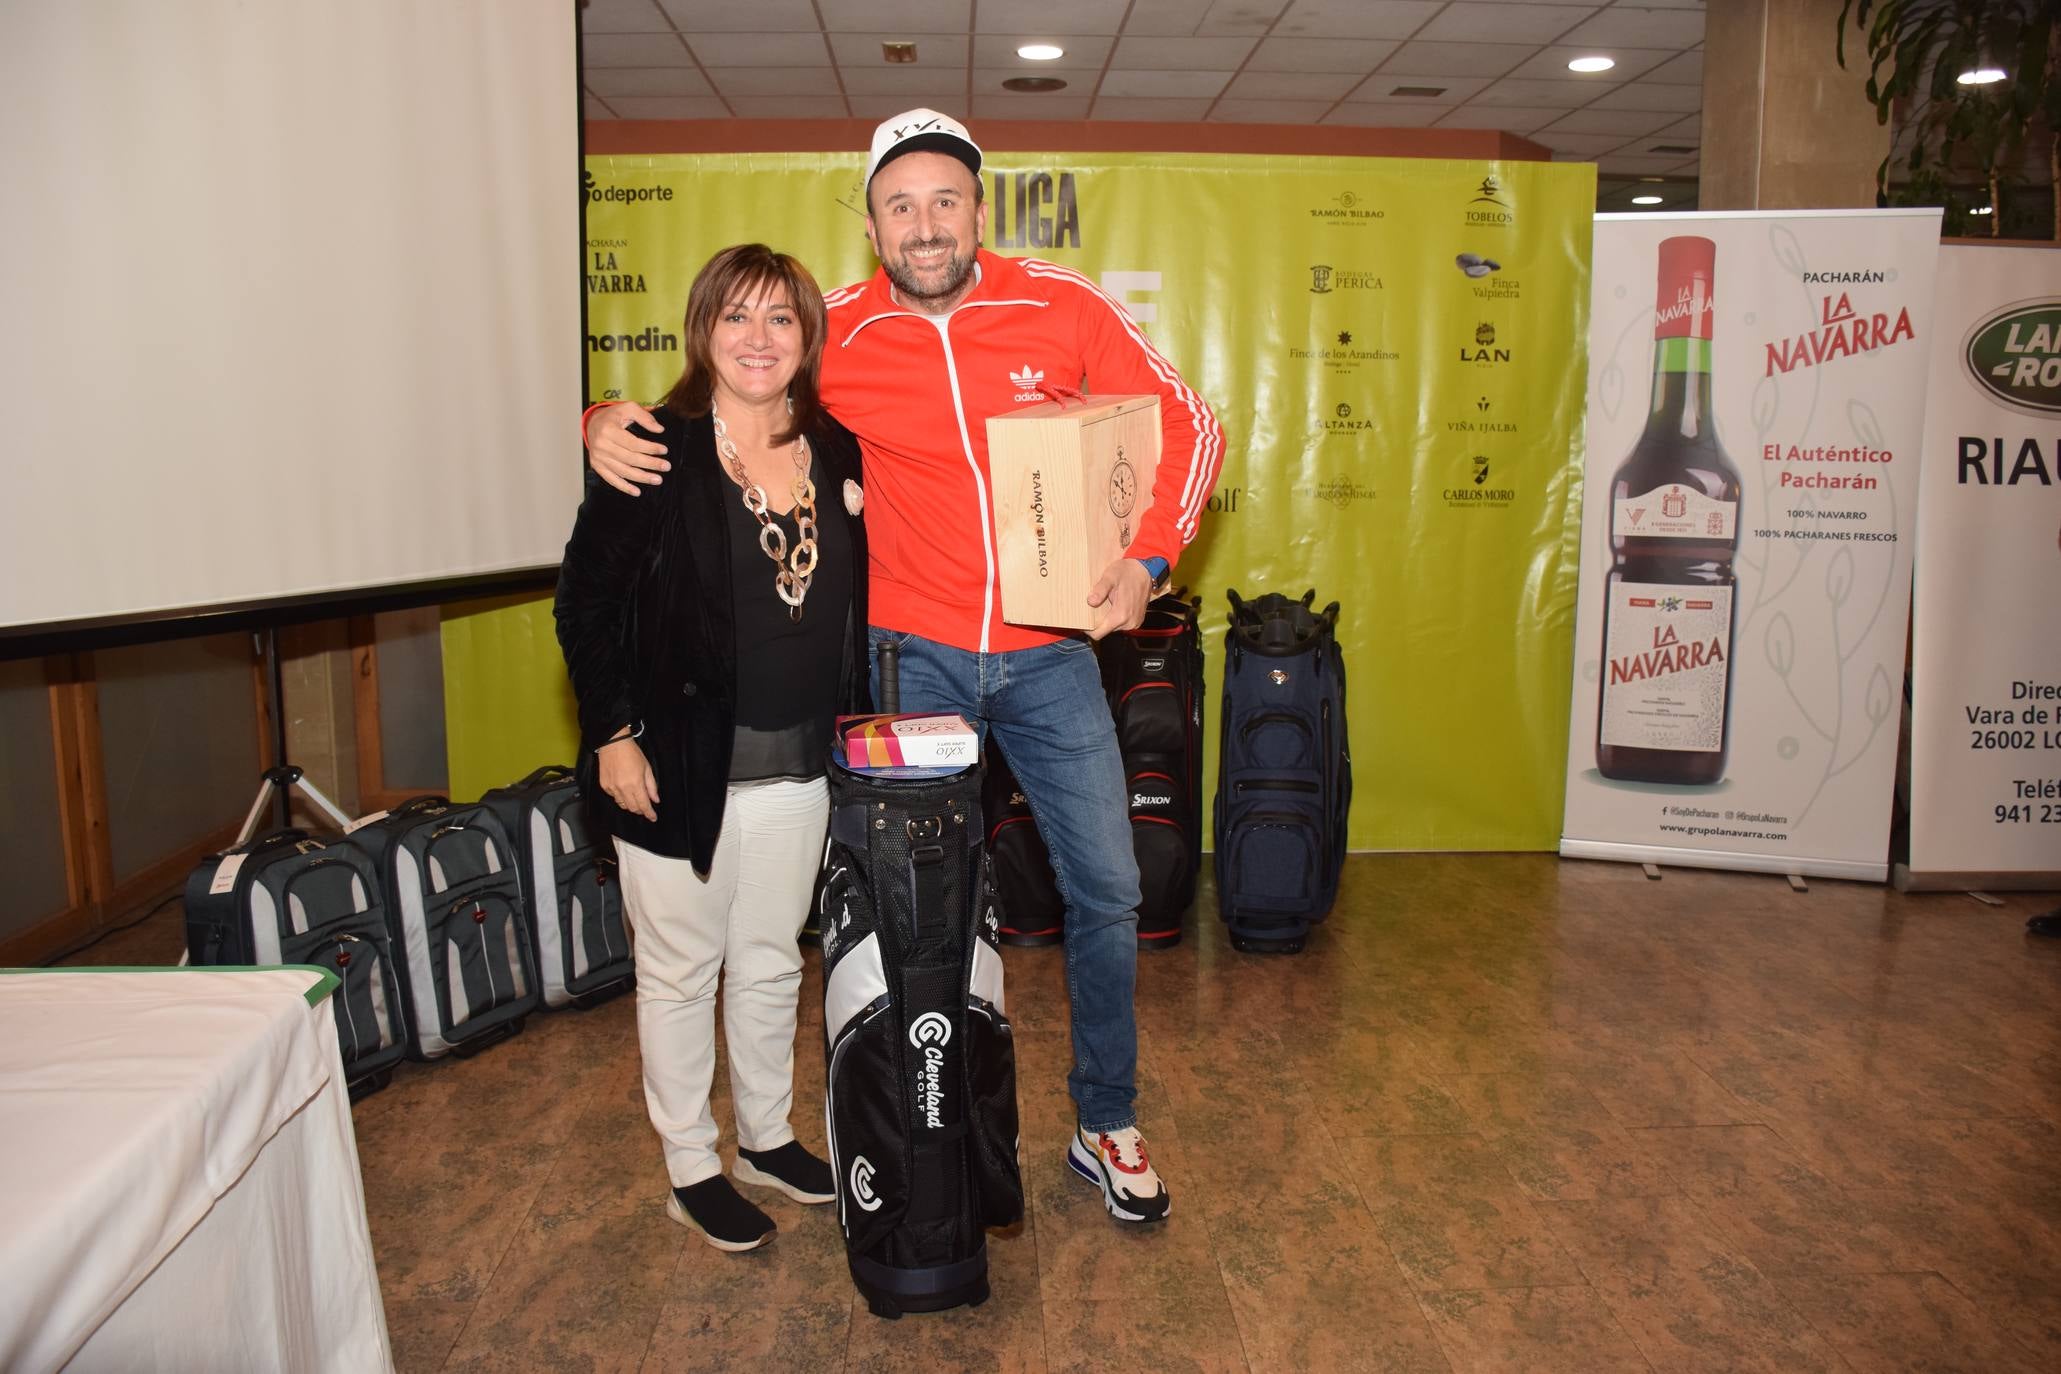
[1214,590,1352,953]
[818,647,1023,1318]
[1099,590,1206,945]
[981,741,1064,946]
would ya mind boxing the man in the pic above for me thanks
[584,109,1222,1224]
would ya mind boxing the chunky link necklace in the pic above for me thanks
[712,403,817,621]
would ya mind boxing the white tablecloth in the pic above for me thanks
[0,968,393,1373]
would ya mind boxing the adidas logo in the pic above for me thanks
[1010,364,1046,403]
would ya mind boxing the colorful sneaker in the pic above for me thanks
[1067,1124,1171,1223]
[734,1141,835,1204]
[667,1176,776,1252]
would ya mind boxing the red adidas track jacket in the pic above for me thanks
[821,249,1223,654]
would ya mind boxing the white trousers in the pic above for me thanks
[615,775,829,1189]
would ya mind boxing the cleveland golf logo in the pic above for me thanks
[909,1012,952,1047]
[850,1156,883,1211]
[910,1013,951,1129]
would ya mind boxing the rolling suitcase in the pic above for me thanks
[350,795,539,1059]
[1213,590,1352,953]
[482,765,633,1009]
[818,643,1023,1317]
[184,828,409,1097]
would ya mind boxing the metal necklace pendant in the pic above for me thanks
[713,403,818,621]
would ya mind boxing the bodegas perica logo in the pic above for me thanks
[1965,300,2061,416]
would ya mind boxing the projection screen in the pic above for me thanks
[0,0,582,637]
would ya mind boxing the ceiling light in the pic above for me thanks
[1567,56,1616,73]
[1956,67,2007,85]
[1970,204,1994,215]
[1392,85,1449,97]
[1017,43,1065,61]
[1001,76,1068,93]
[1631,194,1664,205]
[881,42,917,64]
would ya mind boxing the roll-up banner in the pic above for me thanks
[1561,209,1941,881]
[447,151,1597,851]
[1903,242,2061,891]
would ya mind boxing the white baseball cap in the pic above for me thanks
[864,108,983,191]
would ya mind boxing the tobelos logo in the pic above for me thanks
[850,1156,883,1212]
[909,1011,953,1048]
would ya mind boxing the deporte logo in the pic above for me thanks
[583,170,674,205]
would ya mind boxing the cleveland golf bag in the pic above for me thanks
[1213,590,1352,953]
[818,643,1023,1317]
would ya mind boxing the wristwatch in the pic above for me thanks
[1135,555,1171,595]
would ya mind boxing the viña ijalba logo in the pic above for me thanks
[850,1156,883,1212]
[1965,301,2061,416]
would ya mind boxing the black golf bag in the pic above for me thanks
[481,765,633,1009]
[818,647,1023,1318]
[1100,590,1206,946]
[184,827,409,1098]
[1213,590,1352,953]
[981,741,1064,946]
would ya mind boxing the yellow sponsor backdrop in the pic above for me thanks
[446,151,1594,849]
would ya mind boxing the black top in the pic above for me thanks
[722,449,853,780]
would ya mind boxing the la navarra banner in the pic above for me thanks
[1904,242,2061,889]
[1562,209,1941,882]
[446,151,1595,855]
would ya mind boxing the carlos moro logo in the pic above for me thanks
[1466,175,1514,227]
[1764,290,1915,377]
[909,1012,951,1130]
[849,1156,883,1212]
[1010,364,1045,403]
[582,170,673,205]
[1965,301,2061,417]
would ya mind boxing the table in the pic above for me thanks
[0,967,394,1373]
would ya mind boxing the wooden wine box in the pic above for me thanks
[985,394,1160,630]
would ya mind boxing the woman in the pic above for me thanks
[555,244,868,1252]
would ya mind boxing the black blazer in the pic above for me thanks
[554,407,870,871]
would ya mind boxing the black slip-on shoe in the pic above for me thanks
[667,1175,776,1252]
[734,1141,836,1204]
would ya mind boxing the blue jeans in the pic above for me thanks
[869,628,1141,1132]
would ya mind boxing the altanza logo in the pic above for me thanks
[1010,364,1045,403]
[1964,301,2061,416]
[582,170,673,205]
[909,1012,951,1130]
[1765,291,1914,376]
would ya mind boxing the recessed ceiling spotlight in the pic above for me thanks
[1956,67,2007,85]
[1002,76,1068,93]
[1631,194,1664,205]
[1567,55,1616,73]
[881,41,917,64]
[1970,204,1995,215]
[1017,43,1065,61]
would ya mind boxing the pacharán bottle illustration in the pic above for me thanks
[1596,235,1743,786]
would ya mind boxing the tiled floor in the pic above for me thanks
[76,855,2061,1371]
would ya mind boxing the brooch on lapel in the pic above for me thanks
[844,479,864,516]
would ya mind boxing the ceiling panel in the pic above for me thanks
[1222,69,1363,100]
[1111,35,1260,69]
[976,0,1134,36]
[686,32,832,67]
[1531,130,1631,155]
[1472,77,1605,107]
[1539,106,1677,136]
[971,92,1097,118]
[1435,105,1567,132]
[1346,73,1494,103]
[607,95,733,118]
[710,67,845,97]
[825,32,971,67]
[1321,101,1453,127]
[1244,36,1400,73]
[1503,44,1671,81]
[1643,49,1704,84]
[1380,41,1544,77]
[1091,96,1219,120]
[1100,68,1237,98]
[1560,7,1707,48]
[815,0,971,31]
[656,0,820,34]
[848,92,966,117]
[1273,0,1445,41]
[583,33,696,67]
[841,66,969,95]
[585,67,715,98]
[970,35,1115,69]
[1585,80,1702,112]
[581,0,672,35]
[1210,99,1342,123]
[728,94,852,117]
[1418,3,1599,44]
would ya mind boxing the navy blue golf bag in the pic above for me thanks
[1213,590,1351,953]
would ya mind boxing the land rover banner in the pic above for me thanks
[1904,242,2061,890]
[445,151,1594,851]
[1561,209,1941,881]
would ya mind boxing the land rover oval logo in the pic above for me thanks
[1965,301,2061,416]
